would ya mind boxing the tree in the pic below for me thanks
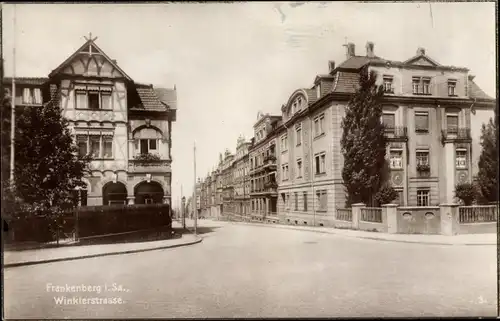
[454,182,477,206]
[374,184,398,205]
[476,117,498,203]
[10,96,91,211]
[341,65,387,207]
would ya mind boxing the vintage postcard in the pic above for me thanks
[1,1,497,319]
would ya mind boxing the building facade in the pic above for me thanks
[249,113,282,221]
[220,150,235,218]
[3,37,177,206]
[274,42,495,226]
[231,136,252,220]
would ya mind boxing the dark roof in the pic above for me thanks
[332,72,359,93]
[304,88,318,105]
[134,85,168,111]
[154,87,177,110]
[469,80,494,101]
[3,77,49,85]
[337,55,389,70]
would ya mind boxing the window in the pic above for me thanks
[415,112,429,132]
[88,92,100,110]
[316,85,321,98]
[456,149,467,169]
[77,134,114,159]
[75,90,113,110]
[296,125,302,145]
[412,77,420,94]
[282,164,289,181]
[138,139,158,155]
[90,136,101,157]
[296,159,302,178]
[286,193,290,209]
[303,192,308,211]
[422,78,431,94]
[281,135,288,151]
[448,80,457,96]
[314,114,325,137]
[416,151,429,166]
[294,192,298,210]
[315,153,326,174]
[383,76,394,93]
[316,190,327,212]
[389,150,403,169]
[446,114,459,133]
[417,189,430,206]
[382,113,396,132]
[281,193,286,204]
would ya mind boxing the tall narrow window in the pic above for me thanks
[382,113,396,132]
[103,136,113,158]
[412,77,421,94]
[88,92,100,110]
[77,135,88,157]
[76,91,87,109]
[140,139,149,154]
[89,136,101,158]
[101,92,112,110]
[422,78,431,94]
[33,88,42,104]
[303,192,308,211]
[383,76,394,93]
[296,159,302,178]
[448,80,457,96]
[315,153,326,174]
[294,192,298,210]
[296,125,302,145]
[22,88,32,104]
[446,114,459,133]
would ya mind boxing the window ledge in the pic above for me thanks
[415,129,429,134]
[448,95,459,97]
[314,133,326,140]
[317,210,327,213]
[315,172,327,177]
[413,93,433,96]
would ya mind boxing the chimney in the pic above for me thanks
[345,42,355,59]
[366,41,375,58]
[328,60,336,73]
[416,47,426,56]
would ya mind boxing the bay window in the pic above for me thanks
[76,133,114,159]
[75,89,112,110]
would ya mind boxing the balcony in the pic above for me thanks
[416,163,431,178]
[441,128,471,144]
[128,153,171,173]
[384,126,408,142]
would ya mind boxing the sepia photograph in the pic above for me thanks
[1,1,498,318]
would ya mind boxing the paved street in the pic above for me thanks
[4,220,497,318]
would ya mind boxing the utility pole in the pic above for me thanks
[193,142,198,235]
[9,4,17,187]
[181,184,185,229]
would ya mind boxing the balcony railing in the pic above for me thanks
[128,159,171,173]
[384,126,408,141]
[441,128,471,144]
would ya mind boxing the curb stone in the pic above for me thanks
[227,221,495,246]
[4,235,203,268]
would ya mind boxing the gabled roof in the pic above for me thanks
[48,39,132,81]
[403,54,441,67]
[154,87,177,110]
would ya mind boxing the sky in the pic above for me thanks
[2,2,496,208]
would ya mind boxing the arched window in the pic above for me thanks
[102,182,127,205]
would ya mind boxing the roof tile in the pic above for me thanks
[3,77,49,86]
[469,80,494,101]
[332,72,359,93]
[135,85,167,111]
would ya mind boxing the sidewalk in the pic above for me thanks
[225,220,497,246]
[4,222,202,268]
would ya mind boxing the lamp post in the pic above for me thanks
[9,5,17,188]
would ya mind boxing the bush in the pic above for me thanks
[374,184,398,206]
[454,183,477,206]
[133,153,161,162]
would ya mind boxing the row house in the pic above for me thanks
[232,136,252,219]
[274,41,495,226]
[220,149,235,215]
[248,112,282,220]
[3,37,177,206]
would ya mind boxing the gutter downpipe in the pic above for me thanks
[309,110,316,226]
